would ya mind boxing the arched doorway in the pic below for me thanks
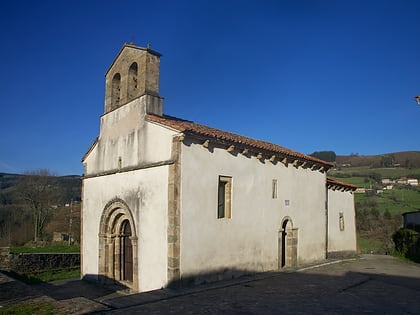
[98,199,138,290]
[278,217,298,269]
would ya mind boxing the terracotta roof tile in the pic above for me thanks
[146,114,334,167]
[327,178,357,191]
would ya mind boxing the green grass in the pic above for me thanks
[335,176,370,188]
[9,267,80,284]
[376,189,420,215]
[355,188,420,216]
[357,236,385,254]
[393,251,420,264]
[0,301,62,315]
[10,245,80,253]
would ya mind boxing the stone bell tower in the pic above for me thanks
[104,43,163,115]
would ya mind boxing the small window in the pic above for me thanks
[218,176,232,219]
[272,179,278,199]
[339,212,345,231]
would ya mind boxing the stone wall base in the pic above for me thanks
[0,247,80,273]
[327,250,357,259]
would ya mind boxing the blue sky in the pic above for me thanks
[1,0,419,175]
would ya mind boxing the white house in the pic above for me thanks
[407,178,419,186]
[81,44,357,292]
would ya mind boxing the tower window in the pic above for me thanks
[272,179,278,199]
[111,73,121,109]
[218,176,232,219]
[128,62,138,100]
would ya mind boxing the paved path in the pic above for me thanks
[1,255,419,314]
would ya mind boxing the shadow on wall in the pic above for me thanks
[167,268,261,288]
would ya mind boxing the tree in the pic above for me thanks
[310,151,336,162]
[380,155,394,168]
[18,169,58,243]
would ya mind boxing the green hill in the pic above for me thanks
[335,151,420,168]
[328,154,420,255]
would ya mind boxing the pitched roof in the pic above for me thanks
[146,114,334,168]
[105,43,162,76]
[81,137,98,162]
[327,178,357,191]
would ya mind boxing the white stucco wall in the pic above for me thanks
[179,141,327,279]
[327,188,357,254]
[84,97,173,176]
[82,166,169,292]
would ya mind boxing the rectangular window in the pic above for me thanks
[339,212,345,231]
[272,179,278,199]
[218,176,232,219]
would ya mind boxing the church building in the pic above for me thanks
[81,43,357,292]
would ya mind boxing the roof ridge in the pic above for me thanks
[146,114,333,167]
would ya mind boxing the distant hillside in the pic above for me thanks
[0,173,81,204]
[335,151,420,168]
[0,173,82,246]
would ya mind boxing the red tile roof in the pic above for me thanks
[327,178,357,191]
[146,114,334,168]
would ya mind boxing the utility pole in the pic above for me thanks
[68,199,73,245]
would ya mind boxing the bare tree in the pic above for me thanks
[0,219,12,246]
[18,169,58,243]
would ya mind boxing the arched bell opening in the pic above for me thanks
[127,62,138,101]
[111,73,121,109]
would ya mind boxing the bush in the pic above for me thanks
[392,228,420,262]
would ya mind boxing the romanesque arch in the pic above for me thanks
[111,73,121,109]
[98,199,138,290]
[127,62,138,100]
[278,216,298,269]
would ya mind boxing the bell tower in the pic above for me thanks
[104,43,163,115]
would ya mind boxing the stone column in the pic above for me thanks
[131,237,139,291]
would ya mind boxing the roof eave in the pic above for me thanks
[327,178,357,191]
[183,130,333,170]
[81,137,98,162]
